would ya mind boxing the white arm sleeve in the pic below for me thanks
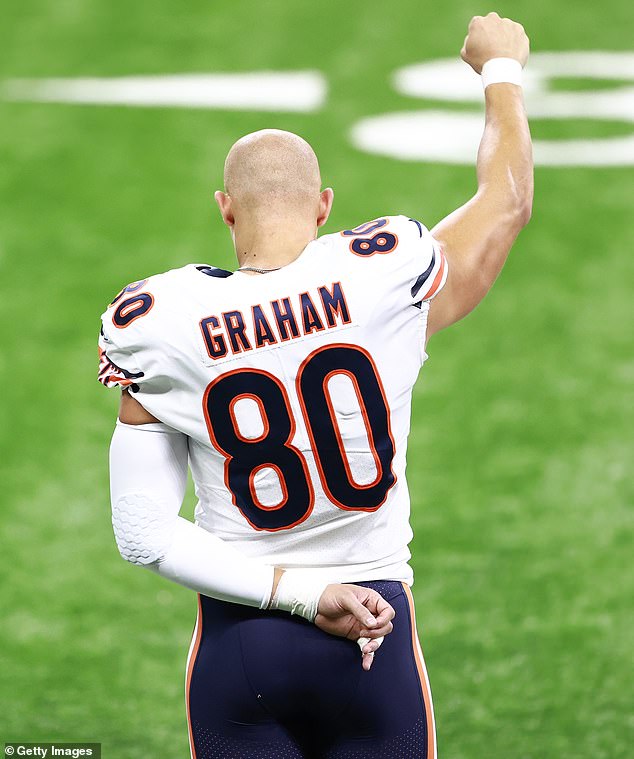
[109,421,275,609]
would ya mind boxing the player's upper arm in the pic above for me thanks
[426,191,530,337]
[119,389,160,424]
[98,277,163,422]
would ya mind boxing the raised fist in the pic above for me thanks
[461,12,529,74]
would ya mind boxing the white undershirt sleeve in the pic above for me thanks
[109,421,275,609]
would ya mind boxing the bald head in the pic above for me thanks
[223,129,322,217]
[215,130,334,266]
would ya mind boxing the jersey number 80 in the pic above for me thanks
[203,344,396,531]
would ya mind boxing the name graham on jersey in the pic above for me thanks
[199,281,351,359]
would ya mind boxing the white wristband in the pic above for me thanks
[481,57,523,89]
[269,570,330,622]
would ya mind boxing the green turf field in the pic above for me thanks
[1,1,632,757]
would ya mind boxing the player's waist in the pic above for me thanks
[199,579,408,622]
[272,561,414,586]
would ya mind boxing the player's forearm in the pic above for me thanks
[462,83,533,286]
[477,84,533,226]
[430,84,532,327]
[148,515,275,608]
[439,85,532,271]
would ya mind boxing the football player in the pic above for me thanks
[100,13,532,759]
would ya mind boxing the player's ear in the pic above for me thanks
[214,190,235,227]
[316,188,334,228]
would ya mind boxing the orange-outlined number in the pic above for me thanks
[110,281,154,329]
[341,218,398,257]
[297,344,395,511]
[203,345,396,531]
[204,369,314,531]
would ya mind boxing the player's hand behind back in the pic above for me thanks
[315,584,395,671]
[461,12,529,74]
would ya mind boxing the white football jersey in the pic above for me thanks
[99,215,447,585]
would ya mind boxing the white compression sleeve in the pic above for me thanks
[109,421,275,609]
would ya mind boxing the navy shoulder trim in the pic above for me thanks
[196,265,233,278]
[408,218,424,238]
[411,248,436,299]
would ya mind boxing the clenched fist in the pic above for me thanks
[461,12,529,74]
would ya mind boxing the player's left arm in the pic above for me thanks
[113,391,394,669]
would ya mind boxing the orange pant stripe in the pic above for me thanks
[403,583,437,759]
[185,595,203,759]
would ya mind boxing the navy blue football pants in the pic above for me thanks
[186,581,435,758]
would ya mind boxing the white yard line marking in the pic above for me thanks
[352,51,634,166]
[3,71,327,112]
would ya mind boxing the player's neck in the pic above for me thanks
[233,220,317,271]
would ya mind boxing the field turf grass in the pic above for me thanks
[1,1,632,757]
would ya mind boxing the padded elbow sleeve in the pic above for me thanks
[108,421,275,608]
[112,492,175,565]
[110,421,188,565]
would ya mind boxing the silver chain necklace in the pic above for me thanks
[238,265,282,274]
